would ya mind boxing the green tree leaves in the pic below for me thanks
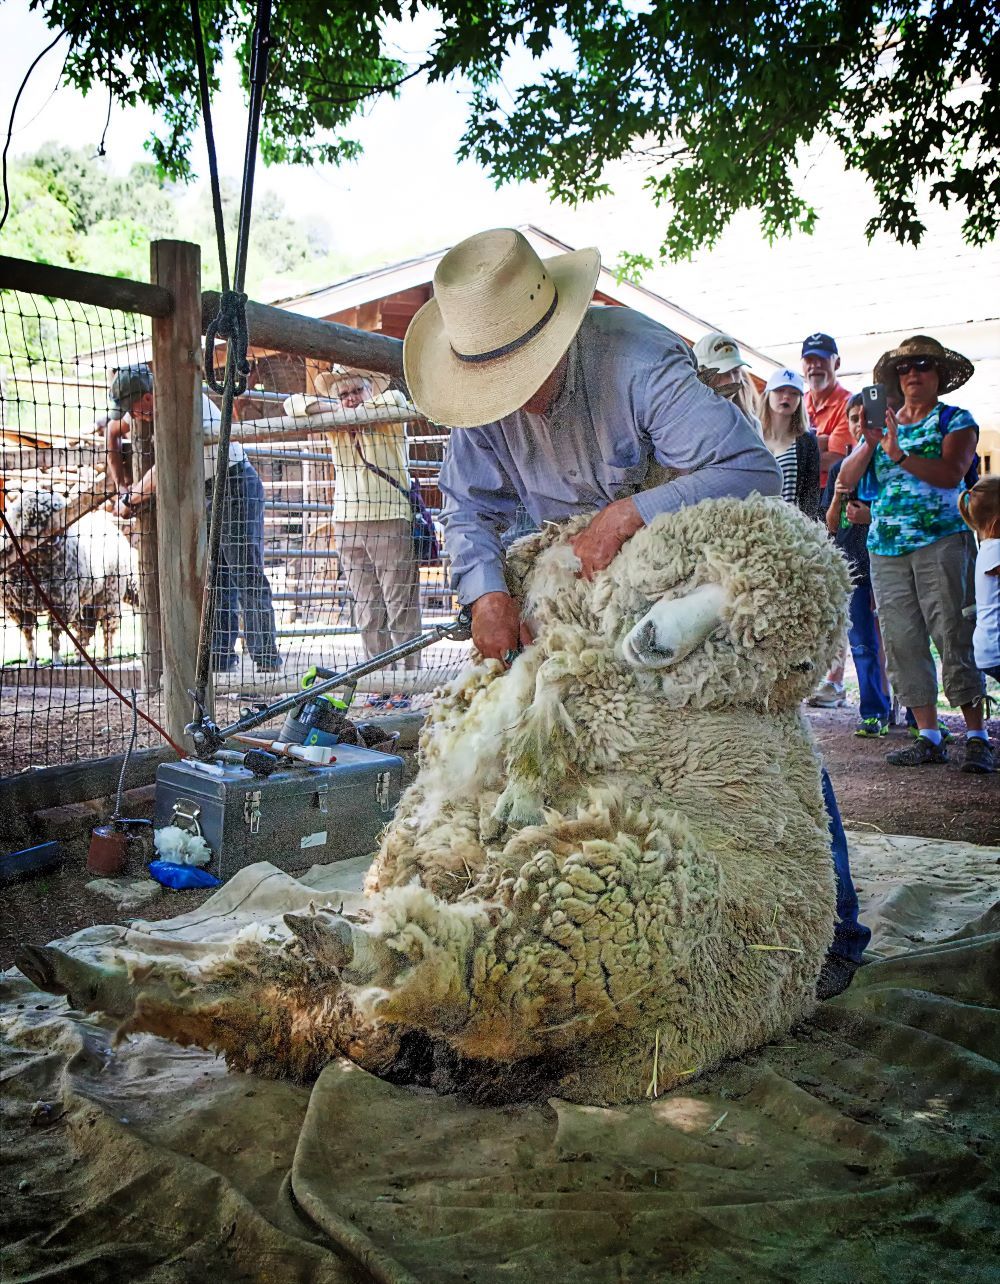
[22,0,1000,260]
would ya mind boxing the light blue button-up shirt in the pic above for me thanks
[439,307,782,603]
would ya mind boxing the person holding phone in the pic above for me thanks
[821,394,892,735]
[835,336,991,773]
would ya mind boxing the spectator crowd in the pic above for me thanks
[695,328,996,775]
[101,263,996,775]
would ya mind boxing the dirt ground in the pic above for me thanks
[1,710,997,970]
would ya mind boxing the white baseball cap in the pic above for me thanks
[764,367,805,395]
[692,331,750,375]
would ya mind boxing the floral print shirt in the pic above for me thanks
[868,404,978,558]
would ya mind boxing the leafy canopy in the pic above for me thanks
[3,146,328,290]
[26,0,1000,259]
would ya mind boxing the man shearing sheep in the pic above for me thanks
[401,228,870,997]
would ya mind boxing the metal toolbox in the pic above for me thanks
[153,743,403,882]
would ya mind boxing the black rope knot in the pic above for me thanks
[205,288,250,395]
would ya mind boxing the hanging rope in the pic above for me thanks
[189,0,273,726]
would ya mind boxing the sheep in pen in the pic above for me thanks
[17,495,850,1105]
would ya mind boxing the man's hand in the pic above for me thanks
[470,592,533,665]
[570,497,645,580]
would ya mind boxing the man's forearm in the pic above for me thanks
[633,450,780,524]
[836,442,875,492]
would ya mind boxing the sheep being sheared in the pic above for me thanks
[2,488,138,662]
[16,495,850,1104]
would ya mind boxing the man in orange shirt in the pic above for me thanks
[802,333,853,487]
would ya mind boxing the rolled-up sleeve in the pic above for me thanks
[438,428,520,604]
[631,343,781,525]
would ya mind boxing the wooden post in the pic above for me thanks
[150,240,206,743]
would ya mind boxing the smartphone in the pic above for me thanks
[861,383,888,431]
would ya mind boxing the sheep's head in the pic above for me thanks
[601,496,850,711]
[3,488,65,539]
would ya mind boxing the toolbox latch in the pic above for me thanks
[315,784,329,815]
[376,771,393,813]
[243,790,262,834]
[170,798,203,837]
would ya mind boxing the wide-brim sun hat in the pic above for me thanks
[313,365,392,401]
[692,331,749,375]
[873,335,974,394]
[403,228,601,427]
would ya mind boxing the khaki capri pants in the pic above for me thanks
[869,530,984,710]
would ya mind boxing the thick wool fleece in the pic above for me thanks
[23,497,850,1105]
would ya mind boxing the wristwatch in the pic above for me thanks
[120,489,133,508]
[892,451,909,465]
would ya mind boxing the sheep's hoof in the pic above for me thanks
[14,945,69,995]
[285,911,407,987]
[284,911,355,970]
[13,944,126,1014]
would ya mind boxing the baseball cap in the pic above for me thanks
[693,331,750,375]
[801,332,838,358]
[109,363,153,412]
[764,368,805,395]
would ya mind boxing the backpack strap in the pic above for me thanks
[350,431,411,498]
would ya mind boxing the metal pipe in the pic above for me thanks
[212,612,471,743]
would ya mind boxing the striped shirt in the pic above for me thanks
[775,443,798,506]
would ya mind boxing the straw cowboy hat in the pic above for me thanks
[403,228,601,427]
[873,335,974,394]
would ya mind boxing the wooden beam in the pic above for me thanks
[151,240,207,743]
[202,291,404,380]
[0,254,173,318]
[0,746,176,846]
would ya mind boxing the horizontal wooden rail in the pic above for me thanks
[202,290,404,380]
[0,254,173,319]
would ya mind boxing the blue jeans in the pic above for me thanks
[207,462,280,665]
[822,768,871,963]
[848,581,891,722]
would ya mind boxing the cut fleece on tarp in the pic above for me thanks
[1,834,997,1284]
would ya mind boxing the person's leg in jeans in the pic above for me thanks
[821,767,871,965]
[219,463,280,666]
[848,580,891,723]
[206,479,238,669]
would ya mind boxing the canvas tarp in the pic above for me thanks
[2,831,997,1283]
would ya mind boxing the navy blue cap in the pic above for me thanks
[801,332,838,358]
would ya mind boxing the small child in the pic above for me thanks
[958,476,1000,683]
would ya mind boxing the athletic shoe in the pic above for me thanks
[855,717,889,738]
[886,737,948,767]
[816,952,860,1000]
[807,681,846,708]
[908,723,954,742]
[960,737,996,774]
[254,656,284,673]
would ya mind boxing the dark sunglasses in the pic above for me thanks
[896,357,936,375]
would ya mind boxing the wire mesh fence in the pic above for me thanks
[215,354,464,718]
[1,276,468,777]
[0,289,164,775]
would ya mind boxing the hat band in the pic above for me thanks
[451,288,559,364]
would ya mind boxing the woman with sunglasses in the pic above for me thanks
[836,336,991,772]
